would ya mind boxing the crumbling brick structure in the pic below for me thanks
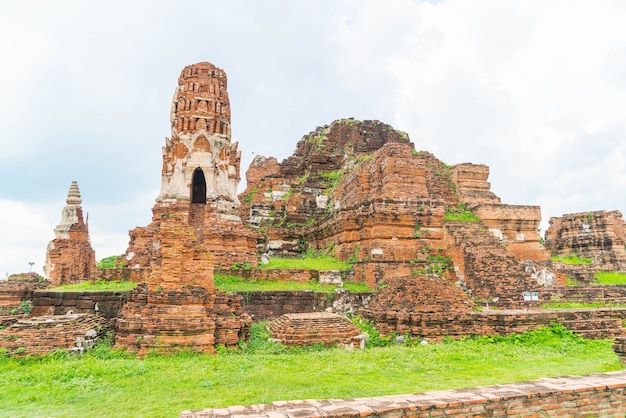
[115,215,250,356]
[125,62,257,271]
[43,181,97,285]
[545,210,626,283]
[269,312,364,348]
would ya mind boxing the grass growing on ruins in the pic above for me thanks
[594,271,626,285]
[0,323,621,417]
[214,274,373,293]
[261,256,353,271]
[541,301,626,309]
[551,253,593,264]
[443,204,480,221]
[49,279,138,292]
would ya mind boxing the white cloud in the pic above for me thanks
[0,199,56,277]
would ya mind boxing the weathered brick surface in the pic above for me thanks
[0,314,109,356]
[443,221,546,308]
[31,290,127,326]
[239,290,373,321]
[218,268,354,284]
[451,163,501,206]
[545,210,626,276]
[0,277,49,311]
[125,62,257,270]
[361,307,626,341]
[181,370,626,417]
[115,216,250,356]
[44,181,97,285]
[269,312,364,348]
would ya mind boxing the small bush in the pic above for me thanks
[97,255,125,269]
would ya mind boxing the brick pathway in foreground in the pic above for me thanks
[180,370,626,417]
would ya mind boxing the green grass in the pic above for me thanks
[261,256,353,271]
[443,204,480,221]
[551,253,593,264]
[541,301,626,309]
[214,274,373,293]
[0,323,621,417]
[594,271,626,285]
[49,280,138,292]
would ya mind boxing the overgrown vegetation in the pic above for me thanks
[49,279,138,292]
[594,271,626,285]
[443,204,480,221]
[214,275,372,293]
[551,253,593,265]
[541,301,626,309]
[0,323,620,417]
[97,255,125,269]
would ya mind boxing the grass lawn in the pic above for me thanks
[48,280,138,292]
[214,274,373,293]
[594,271,626,285]
[260,256,353,271]
[551,253,593,264]
[0,323,622,417]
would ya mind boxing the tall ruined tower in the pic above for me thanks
[125,62,257,270]
[158,62,240,207]
[44,181,97,285]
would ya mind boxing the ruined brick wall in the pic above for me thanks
[116,216,250,356]
[474,204,548,262]
[443,221,546,307]
[238,290,372,321]
[451,163,501,206]
[31,291,127,326]
[44,181,97,285]
[0,314,109,357]
[0,278,48,311]
[362,306,626,340]
[545,210,626,272]
[217,268,354,284]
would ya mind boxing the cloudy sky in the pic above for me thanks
[1,0,625,277]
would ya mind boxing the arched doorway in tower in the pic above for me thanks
[191,168,207,203]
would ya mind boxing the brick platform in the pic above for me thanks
[269,312,364,348]
[181,370,626,417]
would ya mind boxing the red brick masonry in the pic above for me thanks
[181,370,626,417]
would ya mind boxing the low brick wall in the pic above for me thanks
[218,268,354,284]
[537,285,626,304]
[0,314,109,356]
[0,279,49,311]
[181,370,626,417]
[31,290,127,326]
[362,308,626,340]
[239,290,372,321]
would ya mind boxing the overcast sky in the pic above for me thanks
[1,0,625,277]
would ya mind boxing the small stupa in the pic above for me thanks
[44,181,97,286]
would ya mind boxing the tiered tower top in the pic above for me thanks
[170,62,231,137]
